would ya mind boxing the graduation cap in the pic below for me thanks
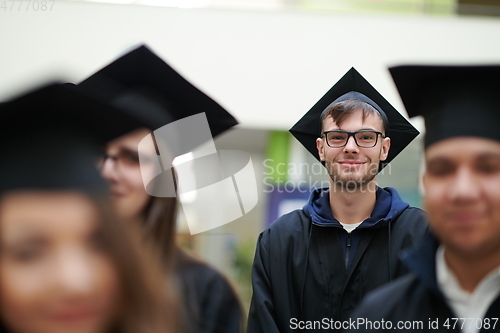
[77,44,238,144]
[0,82,150,193]
[389,64,500,148]
[290,67,419,171]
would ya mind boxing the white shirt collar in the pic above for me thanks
[436,245,500,333]
[339,221,363,233]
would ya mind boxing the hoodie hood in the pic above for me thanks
[303,186,409,228]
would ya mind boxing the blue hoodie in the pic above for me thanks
[302,186,410,271]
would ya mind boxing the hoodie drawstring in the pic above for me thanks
[387,219,393,281]
[300,224,313,312]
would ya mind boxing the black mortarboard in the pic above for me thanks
[289,67,419,171]
[389,65,500,148]
[77,44,238,145]
[0,83,150,193]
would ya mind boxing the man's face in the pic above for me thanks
[316,109,390,191]
[423,137,500,258]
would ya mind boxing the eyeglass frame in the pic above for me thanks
[321,129,385,148]
[97,149,156,171]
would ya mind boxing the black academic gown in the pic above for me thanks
[347,234,500,333]
[247,188,427,333]
[176,250,243,333]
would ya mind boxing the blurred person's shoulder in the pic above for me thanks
[176,249,230,286]
[351,273,424,320]
[175,249,242,332]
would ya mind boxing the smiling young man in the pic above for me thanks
[348,65,500,333]
[247,68,428,333]
[317,99,391,226]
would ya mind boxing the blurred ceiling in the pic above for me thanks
[71,0,459,16]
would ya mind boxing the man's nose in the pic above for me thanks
[343,135,359,154]
[448,166,481,203]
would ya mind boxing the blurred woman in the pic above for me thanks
[78,45,243,333]
[0,189,173,333]
[101,127,242,333]
[0,83,177,333]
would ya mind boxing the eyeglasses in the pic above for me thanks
[321,130,384,148]
[97,149,151,171]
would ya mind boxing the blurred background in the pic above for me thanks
[1,0,500,312]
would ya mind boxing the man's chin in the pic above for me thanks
[332,173,364,185]
[332,178,361,189]
[330,175,377,191]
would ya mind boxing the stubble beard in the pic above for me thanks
[326,160,379,192]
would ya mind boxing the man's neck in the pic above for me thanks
[329,180,377,224]
[444,246,500,293]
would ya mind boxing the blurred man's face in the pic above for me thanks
[423,137,500,258]
[316,109,390,191]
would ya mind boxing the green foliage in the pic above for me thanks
[232,240,257,313]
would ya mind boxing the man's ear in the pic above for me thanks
[316,137,326,161]
[379,136,391,161]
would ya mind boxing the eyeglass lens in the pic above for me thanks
[325,131,379,148]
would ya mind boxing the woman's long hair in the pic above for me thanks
[95,191,179,333]
[137,133,242,332]
[139,167,243,333]
[142,168,179,270]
